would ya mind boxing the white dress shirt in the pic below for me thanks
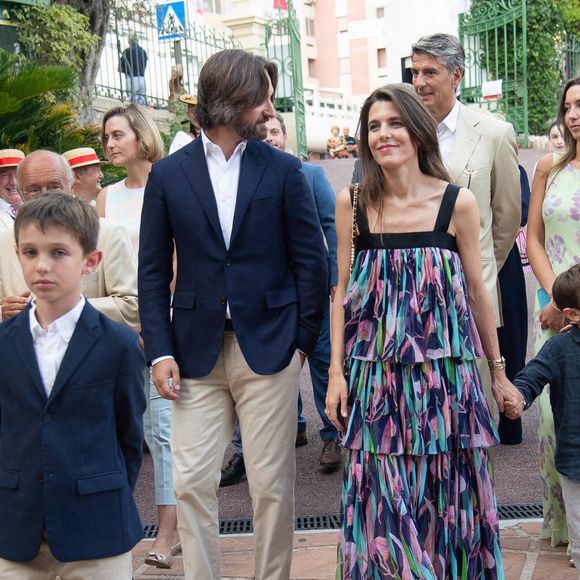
[29,296,85,397]
[437,99,460,169]
[201,130,247,249]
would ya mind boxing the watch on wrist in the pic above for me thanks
[488,356,506,371]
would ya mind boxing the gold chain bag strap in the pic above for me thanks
[349,182,359,274]
[344,182,359,383]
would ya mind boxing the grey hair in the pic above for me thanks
[274,113,287,136]
[411,33,465,73]
[16,150,74,194]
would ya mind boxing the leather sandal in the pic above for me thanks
[144,542,182,569]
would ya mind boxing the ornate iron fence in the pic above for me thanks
[458,0,528,145]
[95,10,240,109]
[264,1,307,159]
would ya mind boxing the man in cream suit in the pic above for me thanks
[410,33,521,409]
[0,149,24,232]
[0,150,139,329]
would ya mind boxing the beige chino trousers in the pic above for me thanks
[0,542,131,580]
[172,331,301,580]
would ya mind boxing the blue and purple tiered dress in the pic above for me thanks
[338,185,503,579]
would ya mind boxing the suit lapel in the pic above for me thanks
[181,139,226,248]
[46,303,101,406]
[230,143,267,246]
[449,105,481,183]
[11,305,47,401]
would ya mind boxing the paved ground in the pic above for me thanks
[131,520,576,579]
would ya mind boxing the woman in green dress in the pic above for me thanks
[527,77,580,551]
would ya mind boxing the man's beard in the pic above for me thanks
[233,116,268,141]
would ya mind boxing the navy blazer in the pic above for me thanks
[0,302,146,562]
[139,138,328,377]
[301,162,338,288]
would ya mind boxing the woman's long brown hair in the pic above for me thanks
[357,84,450,226]
[553,77,580,175]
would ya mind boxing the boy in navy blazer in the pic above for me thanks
[0,193,146,579]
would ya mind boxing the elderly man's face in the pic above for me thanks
[0,166,21,206]
[74,164,103,202]
[19,153,71,202]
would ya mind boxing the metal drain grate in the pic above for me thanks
[220,518,253,534]
[143,504,543,537]
[296,514,341,530]
[143,523,159,538]
[498,503,543,520]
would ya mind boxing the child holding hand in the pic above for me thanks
[506,263,580,571]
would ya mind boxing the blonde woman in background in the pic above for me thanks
[98,104,181,569]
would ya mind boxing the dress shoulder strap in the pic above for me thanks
[433,184,461,233]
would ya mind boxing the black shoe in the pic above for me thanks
[220,453,246,487]
[319,440,341,469]
[295,431,308,447]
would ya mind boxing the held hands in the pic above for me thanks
[1,291,31,320]
[491,373,525,419]
[325,368,349,432]
[503,398,525,420]
[539,302,566,332]
[152,358,181,400]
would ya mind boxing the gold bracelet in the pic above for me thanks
[488,356,506,371]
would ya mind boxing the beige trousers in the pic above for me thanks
[172,332,301,580]
[0,542,131,580]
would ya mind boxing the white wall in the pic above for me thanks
[381,0,471,85]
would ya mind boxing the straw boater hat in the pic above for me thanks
[178,94,197,105]
[63,147,103,169]
[0,149,25,168]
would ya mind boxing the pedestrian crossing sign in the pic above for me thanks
[156,0,187,41]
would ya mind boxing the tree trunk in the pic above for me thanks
[57,0,111,124]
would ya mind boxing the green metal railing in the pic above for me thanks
[264,0,307,159]
[95,9,240,109]
[459,0,528,145]
[563,36,580,81]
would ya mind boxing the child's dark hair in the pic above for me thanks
[552,264,580,312]
[14,192,100,255]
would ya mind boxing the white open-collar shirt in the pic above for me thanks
[29,296,85,397]
[437,99,460,169]
[200,130,247,250]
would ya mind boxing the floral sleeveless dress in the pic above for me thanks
[338,185,503,579]
[532,157,580,547]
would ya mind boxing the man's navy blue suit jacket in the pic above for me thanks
[138,138,328,378]
[0,302,146,562]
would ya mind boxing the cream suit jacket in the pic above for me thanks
[448,103,520,326]
[0,218,139,329]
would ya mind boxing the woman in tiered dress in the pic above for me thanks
[326,84,524,579]
[527,77,580,552]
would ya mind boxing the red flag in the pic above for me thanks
[274,0,288,10]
